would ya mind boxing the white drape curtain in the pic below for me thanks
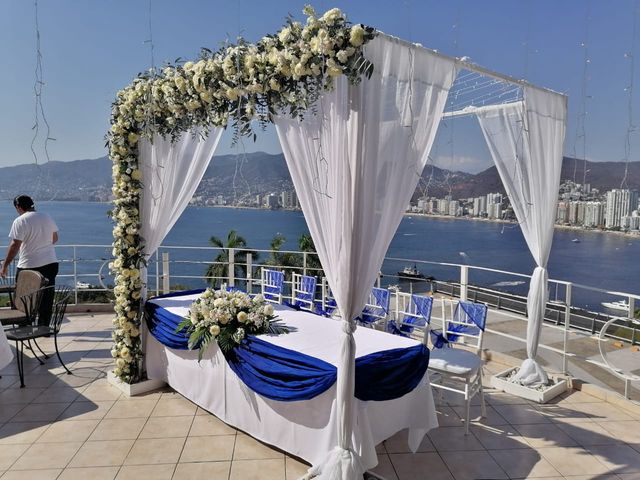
[138,128,223,295]
[275,34,456,479]
[0,328,12,370]
[476,86,567,385]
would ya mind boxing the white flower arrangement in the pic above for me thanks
[176,288,287,359]
[108,5,376,383]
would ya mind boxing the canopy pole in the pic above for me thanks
[442,101,524,119]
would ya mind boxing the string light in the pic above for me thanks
[572,1,591,186]
[620,0,638,189]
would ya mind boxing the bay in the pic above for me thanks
[0,201,637,312]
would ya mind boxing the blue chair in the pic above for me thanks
[261,268,284,304]
[388,293,433,342]
[358,287,390,328]
[314,277,337,317]
[291,273,317,311]
[429,299,488,434]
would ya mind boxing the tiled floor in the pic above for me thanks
[1,313,639,480]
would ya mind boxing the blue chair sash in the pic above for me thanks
[431,300,487,347]
[145,291,430,402]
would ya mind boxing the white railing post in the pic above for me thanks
[228,248,235,287]
[246,252,253,293]
[303,252,308,277]
[73,246,78,305]
[563,283,572,375]
[162,252,170,294]
[155,251,160,296]
[460,265,469,301]
[628,295,635,320]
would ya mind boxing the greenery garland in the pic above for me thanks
[108,5,376,383]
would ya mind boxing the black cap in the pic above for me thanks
[13,195,35,210]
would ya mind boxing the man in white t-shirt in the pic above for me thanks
[1,195,59,325]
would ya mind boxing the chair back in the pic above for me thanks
[441,299,487,353]
[316,277,337,316]
[51,286,72,333]
[261,268,284,304]
[359,287,390,326]
[15,270,47,314]
[291,273,316,311]
[392,292,432,342]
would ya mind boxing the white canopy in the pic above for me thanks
[134,32,567,479]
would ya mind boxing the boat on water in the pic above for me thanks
[397,265,426,280]
[572,238,581,243]
[76,281,91,289]
[601,299,629,312]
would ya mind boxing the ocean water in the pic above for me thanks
[0,201,637,312]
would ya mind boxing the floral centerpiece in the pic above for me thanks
[176,288,289,360]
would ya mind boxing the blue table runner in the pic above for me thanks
[145,290,430,402]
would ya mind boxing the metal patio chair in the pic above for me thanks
[5,286,73,387]
[0,270,47,328]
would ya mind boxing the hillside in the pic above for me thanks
[0,153,637,202]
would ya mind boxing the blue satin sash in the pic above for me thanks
[145,291,430,402]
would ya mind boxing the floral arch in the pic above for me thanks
[108,6,376,384]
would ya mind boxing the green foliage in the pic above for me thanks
[205,230,258,287]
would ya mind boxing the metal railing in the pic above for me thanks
[2,243,638,399]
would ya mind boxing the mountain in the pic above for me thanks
[0,153,637,203]
[450,157,640,199]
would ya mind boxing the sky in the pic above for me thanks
[0,0,638,173]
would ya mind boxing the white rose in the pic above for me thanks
[237,311,248,323]
[209,324,220,336]
[263,304,274,316]
[278,27,292,43]
[349,25,365,47]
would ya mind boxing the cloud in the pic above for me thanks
[431,154,492,174]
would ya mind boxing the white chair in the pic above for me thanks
[390,292,433,343]
[315,277,337,316]
[291,273,317,311]
[428,298,488,434]
[357,287,390,328]
[261,268,284,304]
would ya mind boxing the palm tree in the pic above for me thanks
[265,234,301,279]
[298,233,323,277]
[205,230,258,288]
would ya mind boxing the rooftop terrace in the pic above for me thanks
[1,312,639,480]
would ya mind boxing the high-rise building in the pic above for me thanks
[583,201,605,228]
[487,203,502,219]
[605,189,639,228]
[473,196,487,217]
[556,201,569,224]
[437,199,449,215]
[448,200,460,217]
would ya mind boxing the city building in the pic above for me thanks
[605,189,639,229]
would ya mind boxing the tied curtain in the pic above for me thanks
[476,86,567,385]
[138,128,223,295]
[275,34,456,479]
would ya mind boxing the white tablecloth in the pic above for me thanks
[0,326,12,370]
[145,295,438,470]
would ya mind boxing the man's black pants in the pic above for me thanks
[16,262,59,326]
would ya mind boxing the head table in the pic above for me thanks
[144,291,438,471]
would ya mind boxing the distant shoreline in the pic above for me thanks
[38,199,640,237]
